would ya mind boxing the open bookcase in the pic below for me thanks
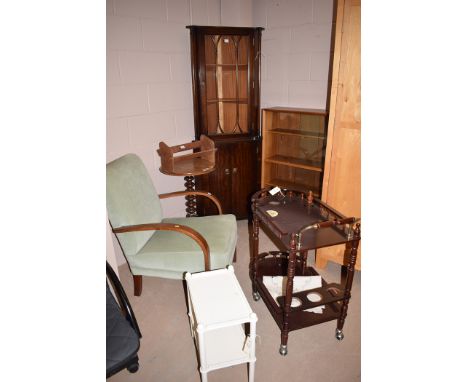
[261,107,328,198]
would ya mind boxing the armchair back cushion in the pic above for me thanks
[107,154,163,256]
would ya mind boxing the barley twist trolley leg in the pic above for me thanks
[250,201,260,301]
[280,233,298,356]
[336,223,361,341]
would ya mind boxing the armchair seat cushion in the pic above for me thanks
[129,214,237,279]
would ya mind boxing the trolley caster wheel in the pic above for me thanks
[335,329,344,341]
[279,345,288,356]
[253,292,260,301]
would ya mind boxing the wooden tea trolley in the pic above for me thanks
[249,187,360,355]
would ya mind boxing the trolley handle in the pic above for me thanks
[296,217,361,249]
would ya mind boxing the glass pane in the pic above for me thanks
[218,35,236,64]
[205,67,217,100]
[206,102,219,134]
[238,68,248,99]
[204,35,218,65]
[238,103,248,133]
[204,34,250,135]
[219,69,237,99]
[238,36,249,65]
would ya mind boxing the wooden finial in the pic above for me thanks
[307,191,314,204]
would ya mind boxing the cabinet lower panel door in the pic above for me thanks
[195,140,259,219]
[230,140,260,219]
[196,144,232,217]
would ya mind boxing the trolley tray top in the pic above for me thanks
[253,189,357,251]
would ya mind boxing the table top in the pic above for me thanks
[253,189,358,251]
[159,157,215,176]
[185,267,254,328]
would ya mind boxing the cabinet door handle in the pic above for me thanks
[224,168,230,175]
[232,167,238,174]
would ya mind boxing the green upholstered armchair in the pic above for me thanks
[106,153,237,296]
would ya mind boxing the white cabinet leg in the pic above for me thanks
[248,361,255,382]
[248,313,257,382]
[201,372,208,382]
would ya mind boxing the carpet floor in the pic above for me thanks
[109,219,361,382]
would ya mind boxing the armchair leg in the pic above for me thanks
[133,275,142,296]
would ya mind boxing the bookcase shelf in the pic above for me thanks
[264,155,323,172]
[270,128,326,139]
[263,179,321,197]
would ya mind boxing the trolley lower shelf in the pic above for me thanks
[254,252,345,332]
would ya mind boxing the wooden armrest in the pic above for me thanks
[113,223,210,271]
[159,191,223,215]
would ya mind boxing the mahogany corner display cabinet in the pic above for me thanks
[249,187,360,355]
[187,25,263,219]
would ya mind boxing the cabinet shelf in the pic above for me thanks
[203,325,251,368]
[207,98,248,104]
[206,64,248,70]
[265,155,323,172]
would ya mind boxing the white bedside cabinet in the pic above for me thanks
[185,266,258,382]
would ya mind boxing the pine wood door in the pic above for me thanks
[317,0,361,269]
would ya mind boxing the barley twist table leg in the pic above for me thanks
[184,175,197,217]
